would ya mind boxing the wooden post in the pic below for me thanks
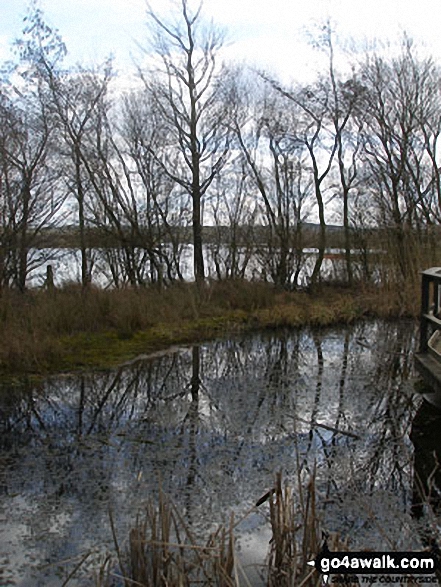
[46,264,55,292]
[420,271,430,353]
[415,268,441,396]
[435,279,440,317]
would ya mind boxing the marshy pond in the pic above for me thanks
[1,319,440,586]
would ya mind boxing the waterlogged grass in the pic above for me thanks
[0,280,419,377]
[57,316,239,372]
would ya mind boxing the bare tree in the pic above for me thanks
[122,91,189,283]
[79,88,154,287]
[400,52,441,228]
[207,157,258,280]
[43,63,111,288]
[358,39,438,283]
[73,78,186,288]
[260,68,342,289]
[138,0,231,283]
[261,23,367,289]
[0,3,66,290]
[261,77,341,288]
[233,77,313,288]
[321,23,364,285]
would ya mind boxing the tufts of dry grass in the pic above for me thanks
[107,489,240,587]
[92,472,350,587]
[265,471,348,587]
[0,277,421,377]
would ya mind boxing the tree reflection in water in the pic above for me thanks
[0,319,435,585]
[410,399,441,545]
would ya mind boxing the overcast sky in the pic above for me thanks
[1,0,441,83]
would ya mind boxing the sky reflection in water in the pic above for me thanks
[0,319,435,586]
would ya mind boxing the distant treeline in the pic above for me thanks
[34,223,347,249]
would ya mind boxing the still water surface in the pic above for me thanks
[0,320,438,585]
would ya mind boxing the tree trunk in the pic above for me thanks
[191,112,205,283]
[192,191,205,284]
[343,189,353,286]
[310,188,326,290]
[18,185,30,292]
[75,147,89,290]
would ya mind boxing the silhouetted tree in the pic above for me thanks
[139,0,232,283]
[0,2,66,290]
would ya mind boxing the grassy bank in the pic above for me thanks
[0,279,420,377]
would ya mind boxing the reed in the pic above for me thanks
[107,488,239,587]
[94,472,349,587]
[265,471,348,587]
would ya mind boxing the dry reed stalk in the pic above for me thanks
[266,470,348,587]
[112,488,239,587]
[93,554,113,587]
[96,474,350,587]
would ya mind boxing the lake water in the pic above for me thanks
[25,245,365,288]
[0,319,439,586]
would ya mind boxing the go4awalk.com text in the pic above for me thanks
[309,549,439,585]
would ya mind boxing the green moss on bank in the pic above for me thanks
[56,316,237,372]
